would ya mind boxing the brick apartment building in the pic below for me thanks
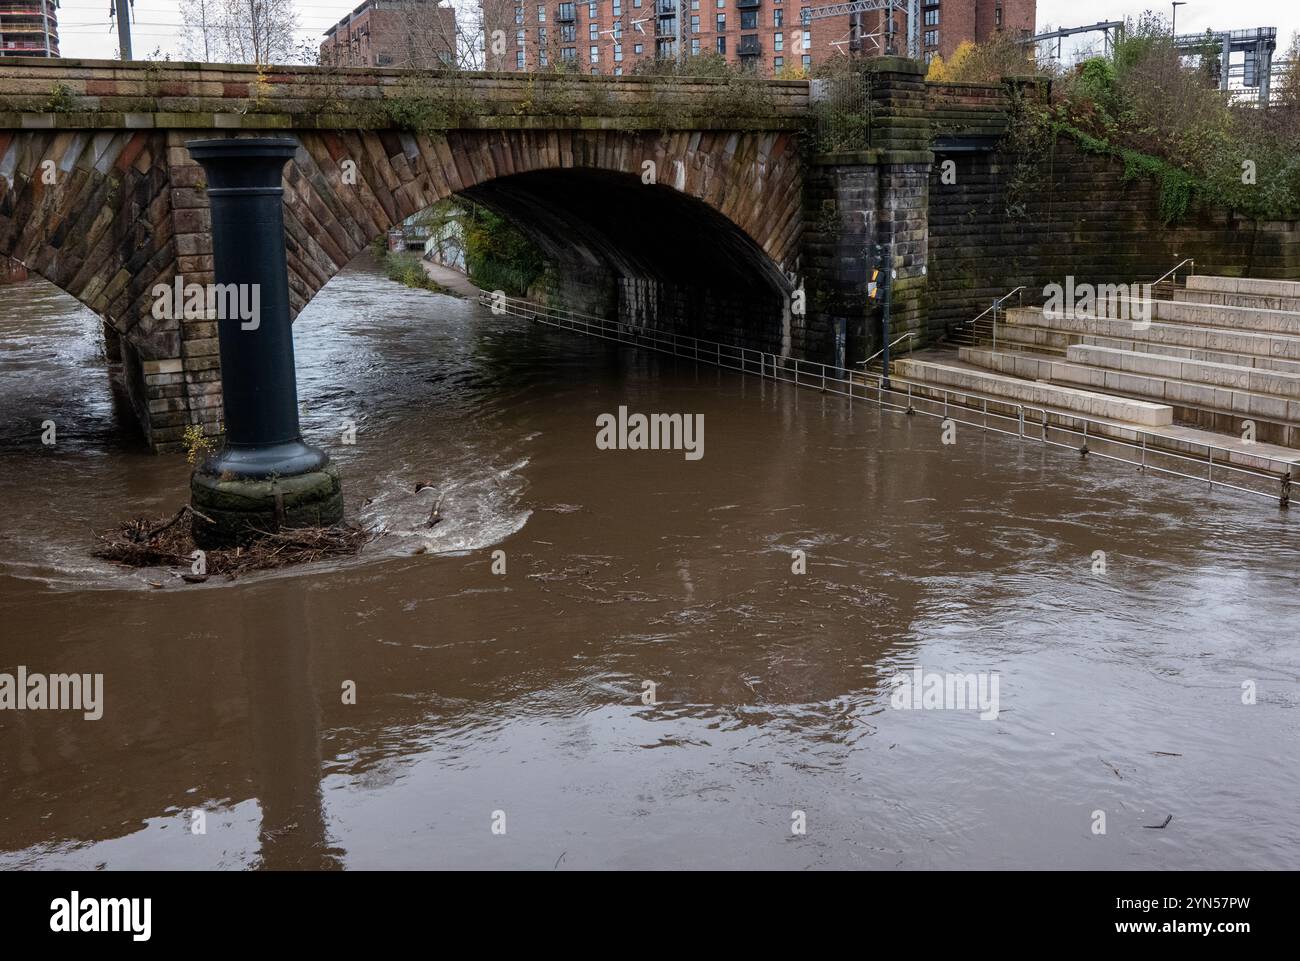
[482,0,1034,77]
[322,0,457,68]
[0,0,60,58]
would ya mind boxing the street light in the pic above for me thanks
[1171,2,1187,37]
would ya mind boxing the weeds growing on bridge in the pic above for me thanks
[43,83,75,113]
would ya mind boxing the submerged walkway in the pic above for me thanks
[422,260,484,300]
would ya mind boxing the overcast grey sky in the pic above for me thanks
[53,0,1299,61]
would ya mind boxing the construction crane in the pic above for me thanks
[800,0,921,61]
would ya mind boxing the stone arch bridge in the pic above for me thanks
[0,58,968,450]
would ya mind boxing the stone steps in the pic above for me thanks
[893,354,1300,477]
[1063,344,1300,400]
[1174,288,1300,312]
[989,320,1300,376]
[894,358,1175,426]
[1188,275,1300,298]
[958,348,1300,441]
[1003,307,1300,363]
[1054,294,1300,336]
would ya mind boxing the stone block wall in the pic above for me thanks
[802,58,933,367]
[928,134,1300,338]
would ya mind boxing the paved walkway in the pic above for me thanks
[421,259,481,299]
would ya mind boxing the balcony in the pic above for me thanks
[656,16,677,35]
[737,0,761,8]
[556,3,576,21]
[738,35,761,56]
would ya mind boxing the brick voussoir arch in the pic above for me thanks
[265,127,803,320]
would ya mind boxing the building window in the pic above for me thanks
[558,2,576,18]
[801,53,811,69]
[538,26,547,42]
[537,4,545,21]
[561,24,577,41]
[589,1,597,14]
[995,7,1002,27]
[774,56,783,70]
[691,38,700,54]
[717,36,726,53]
[614,65,623,75]
[634,0,643,6]
[774,9,782,26]
[924,8,938,26]
[924,29,938,47]
[590,23,598,39]
[740,10,756,28]
[801,28,810,49]
[614,43,623,61]
[691,14,700,31]
[590,44,599,62]
[562,47,577,60]
[539,48,548,64]
[774,32,783,51]
[634,43,643,53]
[517,50,525,67]
[717,0,724,7]
[923,51,933,64]
[717,14,725,30]
[515,6,524,25]
[691,0,699,8]
[612,0,621,14]
[516,29,524,45]
[614,21,622,38]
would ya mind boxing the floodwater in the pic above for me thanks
[1,256,1298,870]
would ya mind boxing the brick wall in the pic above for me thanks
[321,0,457,68]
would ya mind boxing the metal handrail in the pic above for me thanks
[967,285,1026,329]
[857,331,916,369]
[1153,258,1195,287]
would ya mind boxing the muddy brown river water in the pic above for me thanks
[1,257,1298,869]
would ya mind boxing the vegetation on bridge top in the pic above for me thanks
[0,56,797,135]
[929,16,1300,224]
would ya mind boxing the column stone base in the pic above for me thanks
[190,465,345,548]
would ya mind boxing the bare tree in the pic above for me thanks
[218,0,303,65]
[179,0,223,62]
[1278,32,1300,109]
[387,0,483,70]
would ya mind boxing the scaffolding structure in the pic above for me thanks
[1174,27,1277,106]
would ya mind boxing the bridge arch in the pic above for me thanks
[0,124,802,450]
[280,128,801,322]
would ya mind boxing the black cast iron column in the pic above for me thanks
[185,138,342,546]
[186,137,326,478]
